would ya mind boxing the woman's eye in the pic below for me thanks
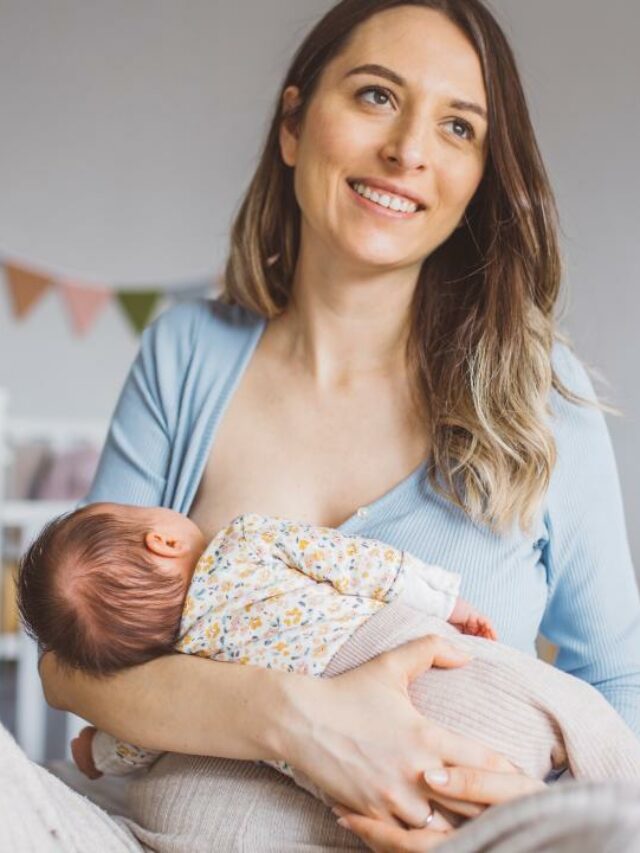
[358,86,394,108]
[445,118,476,141]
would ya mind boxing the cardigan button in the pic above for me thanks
[356,506,369,519]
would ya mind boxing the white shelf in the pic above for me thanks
[0,403,107,761]
[0,631,19,661]
[0,500,75,527]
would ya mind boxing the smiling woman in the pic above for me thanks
[224,0,561,533]
[29,1,640,851]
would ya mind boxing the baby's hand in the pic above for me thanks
[449,597,498,640]
[71,725,103,780]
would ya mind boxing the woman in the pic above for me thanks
[38,0,640,849]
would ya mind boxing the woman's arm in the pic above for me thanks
[41,636,516,826]
[41,651,299,761]
[540,346,640,736]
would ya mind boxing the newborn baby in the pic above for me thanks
[18,502,640,799]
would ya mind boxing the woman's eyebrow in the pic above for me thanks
[344,63,488,123]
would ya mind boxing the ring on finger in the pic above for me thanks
[415,807,434,829]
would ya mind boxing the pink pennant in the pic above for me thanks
[58,280,112,336]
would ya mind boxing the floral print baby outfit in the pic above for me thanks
[91,513,460,775]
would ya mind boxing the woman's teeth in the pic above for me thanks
[351,182,419,214]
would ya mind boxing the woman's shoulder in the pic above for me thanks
[141,298,264,361]
[149,297,263,338]
[547,339,615,491]
[550,339,597,403]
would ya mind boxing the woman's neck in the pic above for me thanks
[267,244,419,389]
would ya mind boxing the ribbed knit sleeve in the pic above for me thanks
[84,302,203,509]
[540,344,640,737]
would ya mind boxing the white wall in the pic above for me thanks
[487,0,640,564]
[0,1,637,563]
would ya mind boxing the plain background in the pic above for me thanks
[0,0,638,569]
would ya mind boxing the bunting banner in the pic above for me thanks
[116,290,162,335]
[58,280,112,336]
[5,262,53,318]
[1,254,217,337]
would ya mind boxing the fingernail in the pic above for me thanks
[332,805,348,817]
[337,817,350,829]
[424,768,449,786]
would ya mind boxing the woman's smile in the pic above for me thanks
[346,178,427,219]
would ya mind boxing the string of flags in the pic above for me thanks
[1,255,219,336]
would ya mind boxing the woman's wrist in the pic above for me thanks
[256,667,319,763]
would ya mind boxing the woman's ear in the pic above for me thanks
[144,530,188,558]
[279,85,302,167]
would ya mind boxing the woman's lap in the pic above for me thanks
[127,753,640,853]
[4,720,640,852]
[126,752,363,852]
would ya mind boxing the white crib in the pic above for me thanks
[0,388,107,762]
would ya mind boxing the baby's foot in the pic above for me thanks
[71,725,103,780]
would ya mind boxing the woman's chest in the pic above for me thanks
[188,368,428,539]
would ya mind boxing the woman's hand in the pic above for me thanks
[334,766,546,851]
[277,635,516,829]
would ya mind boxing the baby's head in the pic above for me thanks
[18,502,206,676]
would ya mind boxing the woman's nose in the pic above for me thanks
[380,119,431,172]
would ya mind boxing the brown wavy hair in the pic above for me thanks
[222,0,583,531]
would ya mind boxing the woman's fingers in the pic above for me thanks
[336,811,451,852]
[423,766,545,806]
[423,792,484,819]
[372,635,472,685]
[425,723,517,775]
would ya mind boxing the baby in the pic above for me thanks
[18,502,640,799]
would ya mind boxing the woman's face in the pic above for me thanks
[280,5,488,274]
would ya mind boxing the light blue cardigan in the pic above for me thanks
[86,299,640,737]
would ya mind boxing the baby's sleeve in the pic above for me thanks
[396,553,461,619]
[92,731,162,777]
[251,516,405,601]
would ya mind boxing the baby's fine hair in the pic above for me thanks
[17,506,186,676]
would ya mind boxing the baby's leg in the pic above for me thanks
[72,726,162,779]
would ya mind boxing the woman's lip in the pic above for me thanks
[348,178,427,210]
[346,181,424,219]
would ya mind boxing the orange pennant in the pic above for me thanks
[58,280,112,336]
[4,262,53,318]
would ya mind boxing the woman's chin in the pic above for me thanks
[327,234,417,271]
[344,248,422,275]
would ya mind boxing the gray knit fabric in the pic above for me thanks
[438,781,640,853]
[3,720,640,852]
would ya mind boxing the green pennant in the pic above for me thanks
[116,290,161,334]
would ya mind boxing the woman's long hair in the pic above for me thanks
[222,0,582,532]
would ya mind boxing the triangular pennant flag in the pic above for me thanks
[4,262,53,318]
[116,290,161,334]
[58,280,112,336]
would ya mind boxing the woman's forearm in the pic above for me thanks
[39,651,302,761]
[42,637,522,825]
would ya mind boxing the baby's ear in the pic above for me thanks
[145,531,186,558]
